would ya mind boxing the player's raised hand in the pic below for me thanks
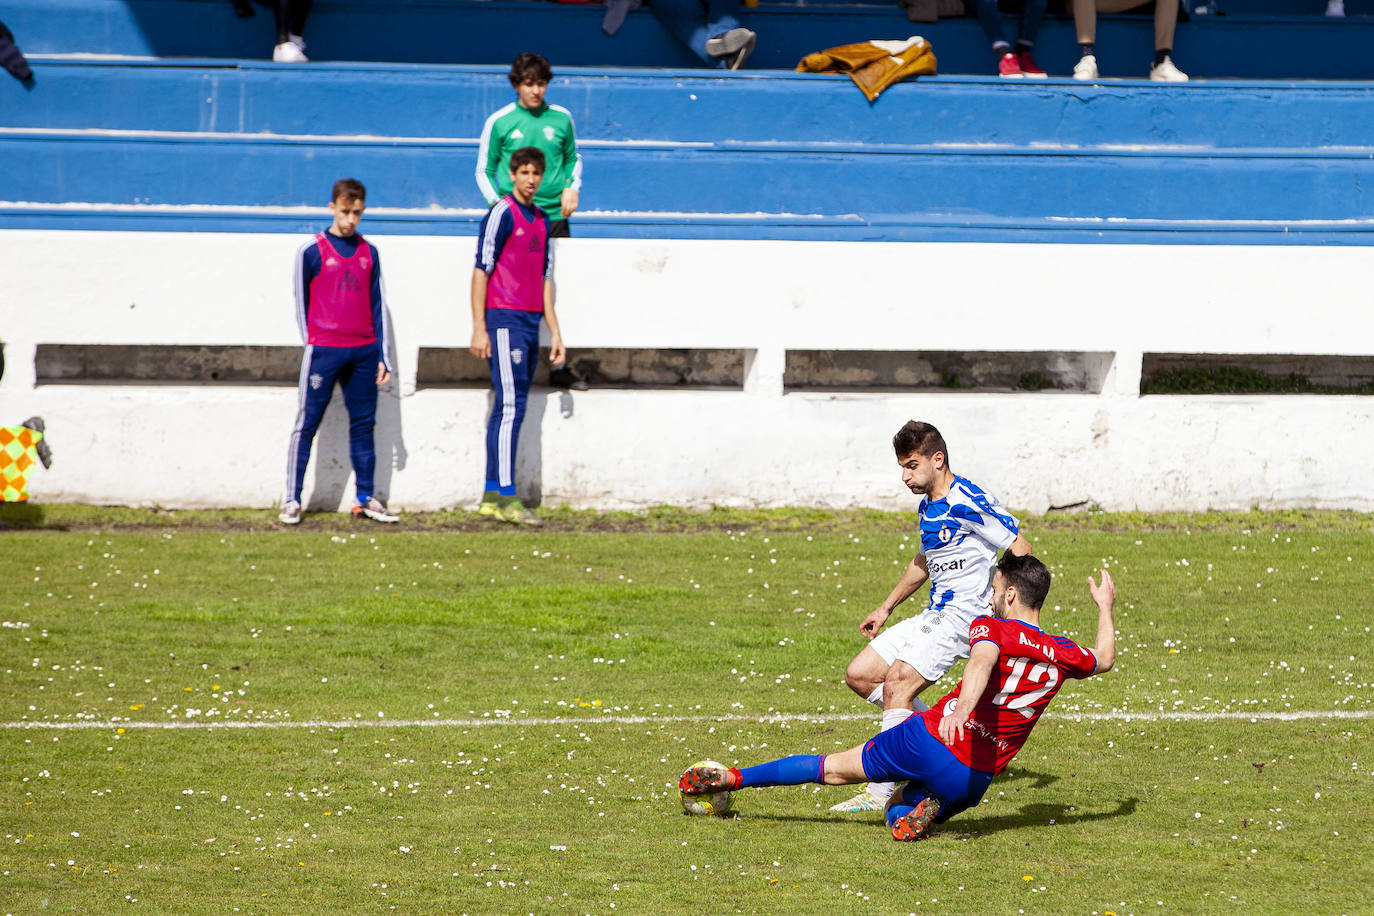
[1088,568,1115,610]
[859,605,890,639]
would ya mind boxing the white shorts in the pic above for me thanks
[868,612,972,683]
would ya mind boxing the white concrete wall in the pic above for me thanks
[4,229,1373,512]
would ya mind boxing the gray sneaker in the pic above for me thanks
[705,28,756,70]
[278,500,302,525]
[352,496,399,523]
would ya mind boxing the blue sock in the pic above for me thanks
[499,484,517,498]
[737,754,827,788]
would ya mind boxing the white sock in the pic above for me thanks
[865,708,913,801]
[866,684,884,706]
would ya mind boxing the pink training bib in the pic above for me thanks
[487,197,547,313]
[307,233,377,347]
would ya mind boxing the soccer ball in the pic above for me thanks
[680,759,734,816]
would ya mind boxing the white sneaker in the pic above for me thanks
[1149,55,1189,82]
[278,500,301,525]
[1073,54,1099,80]
[289,33,307,52]
[273,41,308,63]
[1326,0,1345,16]
[829,788,890,812]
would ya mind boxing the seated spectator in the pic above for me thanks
[968,0,1048,77]
[651,0,757,69]
[1072,0,1187,81]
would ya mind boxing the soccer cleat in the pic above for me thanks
[829,788,889,812]
[498,498,544,527]
[1149,56,1189,82]
[1072,54,1099,80]
[997,52,1023,78]
[1017,51,1047,78]
[272,41,307,62]
[890,796,942,841]
[478,493,503,519]
[288,33,307,53]
[679,765,741,795]
[705,28,756,70]
[278,500,302,526]
[352,496,399,523]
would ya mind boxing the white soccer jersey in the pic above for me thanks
[915,475,1020,627]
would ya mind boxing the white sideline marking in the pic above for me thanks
[1,709,1369,731]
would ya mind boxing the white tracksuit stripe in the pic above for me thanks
[284,344,314,501]
[496,328,516,487]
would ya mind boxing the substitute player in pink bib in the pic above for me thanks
[470,146,568,526]
[278,178,398,526]
[680,554,1118,841]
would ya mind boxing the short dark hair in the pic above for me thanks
[509,52,552,86]
[892,420,949,466]
[508,146,546,174]
[997,553,1052,610]
[331,178,366,203]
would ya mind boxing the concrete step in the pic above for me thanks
[6,126,1374,224]
[8,59,1374,149]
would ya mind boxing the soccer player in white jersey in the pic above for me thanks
[831,420,1033,812]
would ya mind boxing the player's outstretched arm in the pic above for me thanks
[861,554,929,638]
[1087,569,1117,675]
[1007,532,1033,557]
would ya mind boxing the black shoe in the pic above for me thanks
[548,363,588,391]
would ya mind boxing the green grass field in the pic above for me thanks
[2,507,1371,915]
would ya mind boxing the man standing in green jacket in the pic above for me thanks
[476,53,583,238]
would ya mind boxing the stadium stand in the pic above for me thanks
[3,57,1374,242]
[5,0,1374,77]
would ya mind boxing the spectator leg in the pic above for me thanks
[289,0,312,36]
[271,0,291,44]
[974,0,1010,50]
[1018,0,1048,46]
[703,0,742,43]
[1153,0,1178,50]
[650,0,717,64]
[1073,0,1097,45]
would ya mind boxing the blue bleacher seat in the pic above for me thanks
[2,1,1373,243]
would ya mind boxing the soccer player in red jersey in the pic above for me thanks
[680,554,1117,841]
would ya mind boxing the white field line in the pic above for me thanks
[0,709,1369,731]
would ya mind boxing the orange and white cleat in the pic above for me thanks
[890,796,942,842]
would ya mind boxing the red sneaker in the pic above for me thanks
[1017,50,1047,78]
[998,52,1023,78]
[890,795,943,841]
